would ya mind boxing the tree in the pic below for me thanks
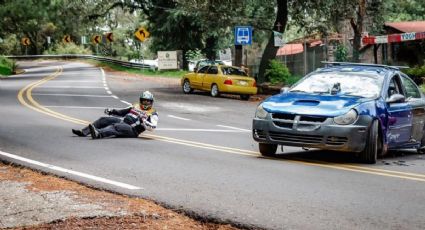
[257,0,288,83]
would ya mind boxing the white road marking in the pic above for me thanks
[121,100,132,106]
[156,128,246,132]
[167,115,191,121]
[32,93,113,98]
[46,80,101,83]
[0,150,142,190]
[216,125,251,132]
[43,106,106,109]
[106,90,112,94]
[37,86,104,89]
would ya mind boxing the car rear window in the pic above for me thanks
[221,67,247,76]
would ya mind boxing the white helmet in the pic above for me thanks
[139,91,154,110]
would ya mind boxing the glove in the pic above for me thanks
[104,108,112,115]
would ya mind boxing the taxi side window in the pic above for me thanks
[401,75,421,98]
[207,66,218,74]
[197,66,209,73]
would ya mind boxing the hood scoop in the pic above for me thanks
[293,100,320,106]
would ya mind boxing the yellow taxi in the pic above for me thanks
[181,65,257,100]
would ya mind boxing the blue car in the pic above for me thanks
[252,62,425,163]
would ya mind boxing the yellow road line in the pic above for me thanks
[18,66,89,125]
[17,65,425,183]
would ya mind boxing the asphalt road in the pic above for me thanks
[1,61,425,230]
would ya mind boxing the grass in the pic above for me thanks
[420,85,425,93]
[85,60,188,78]
[0,65,12,75]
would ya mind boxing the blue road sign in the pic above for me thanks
[234,26,252,45]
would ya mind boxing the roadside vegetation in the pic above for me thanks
[0,56,17,76]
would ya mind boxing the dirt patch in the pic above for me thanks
[0,162,239,230]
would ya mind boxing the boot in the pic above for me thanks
[72,129,86,137]
[88,124,101,139]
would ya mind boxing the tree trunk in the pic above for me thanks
[257,0,288,83]
[350,0,366,63]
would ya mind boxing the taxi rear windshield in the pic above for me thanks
[221,67,247,76]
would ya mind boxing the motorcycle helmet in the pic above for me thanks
[140,91,154,110]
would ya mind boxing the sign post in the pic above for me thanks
[234,26,252,67]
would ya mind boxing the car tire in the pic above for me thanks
[211,84,220,97]
[360,120,381,164]
[240,95,250,101]
[182,79,193,94]
[259,143,278,157]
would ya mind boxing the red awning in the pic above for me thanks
[385,21,425,33]
[276,44,304,56]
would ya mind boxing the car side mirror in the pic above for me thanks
[386,94,405,103]
[193,67,198,72]
[280,87,290,94]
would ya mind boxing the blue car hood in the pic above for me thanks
[262,93,371,117]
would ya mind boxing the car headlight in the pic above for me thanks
[333,109,358,125]
[255,104,268,119]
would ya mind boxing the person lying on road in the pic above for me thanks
[72,91,159,139]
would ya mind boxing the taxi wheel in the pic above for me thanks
[360,120,380,164]
[182,80,193,94]
[259,143,277,157]
[211,84,220,97]
[240,95,250,101]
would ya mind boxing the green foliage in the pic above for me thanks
[185,49,204,61]
[44,43,92,55]
[0,34,20,55]
[335,44,348,62]
[403,65,425,85]
[383,0,425,21]
[265,60,291,85]
[0,56,17,76]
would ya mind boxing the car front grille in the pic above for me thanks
[271,113,327,123]
[269,131,323,144]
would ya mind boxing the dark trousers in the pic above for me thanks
[82,116,138,138]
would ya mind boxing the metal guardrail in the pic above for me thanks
[6,54,155,70]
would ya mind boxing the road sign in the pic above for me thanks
[92,35,101,44]
[63,35,71,43]
[105,32,113,42]
[234,26,252,45]
[21,37,30,46]
[273,31,284,47]
[135,27,150,42]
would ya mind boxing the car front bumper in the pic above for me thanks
[252,115,373,152]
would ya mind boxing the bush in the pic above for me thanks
[403,65,425,85]
[0,56,17,75]
[335,44,348,62]
[43,42,92,55]
[264,59,291,85]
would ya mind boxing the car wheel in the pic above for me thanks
[240,94,250,100]
[211,84,220,97]
[259,143,278,157]
[182,80,193,94]
[360,120,381,164]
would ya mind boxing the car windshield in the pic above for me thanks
[221,66,247,76]
[290,72,383,98]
